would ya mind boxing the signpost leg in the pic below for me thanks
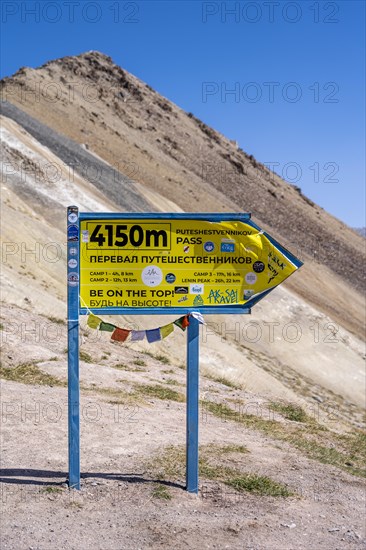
[67,206,80,489]
[186,316,199,493]
[68,319,80,489]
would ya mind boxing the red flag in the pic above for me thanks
[181,315,190,328]
[111,328,130,342]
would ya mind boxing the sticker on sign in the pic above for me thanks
[190,284,204,294]
[141,265,163,287]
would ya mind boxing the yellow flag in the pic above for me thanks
[87,314,102,329]
[160,323,174,339]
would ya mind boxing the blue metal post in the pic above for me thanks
[67,206,80,489]
[186,315,199,493]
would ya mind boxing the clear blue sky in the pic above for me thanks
[1,1,365,227]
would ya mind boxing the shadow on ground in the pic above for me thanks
[0,468,183,489]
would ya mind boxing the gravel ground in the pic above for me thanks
[0,305,365,550]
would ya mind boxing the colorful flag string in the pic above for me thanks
[86,312,205,344]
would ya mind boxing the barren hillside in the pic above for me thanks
[0,52,365,550]
[0,105,364,409]
[1,51,365,337]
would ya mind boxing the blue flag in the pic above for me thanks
[146,328,161,343]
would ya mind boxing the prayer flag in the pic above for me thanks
[86,314,189,343]
[87,314,102,329]
[99,321,116,332]
[111,328,130,342]
[160,323,174,339]
[146,328,161,343]
[174,315,190,331]
[191,312,205,325]
[130,330,146,341]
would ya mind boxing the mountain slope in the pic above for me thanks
[0,52,365,550]
[0,100,364,411]
[0,51,365,406]
[1,51,365,338]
